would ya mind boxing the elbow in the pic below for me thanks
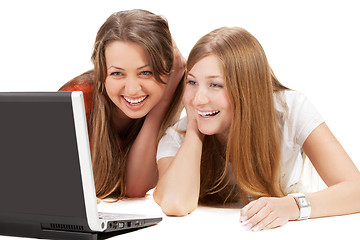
[154,191,197,216]
[126,183,155,198]
[126,188,147,198]
[161,201,197,217]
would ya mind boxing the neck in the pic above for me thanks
[215,130,229,148]
[111,108,133,135]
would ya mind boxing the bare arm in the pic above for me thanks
[303,123,360,217]
[240,123,360,231]
[153,129,204,216]
[125,41,185,197]
[153,104,204,216]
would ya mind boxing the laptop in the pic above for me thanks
[0,91,162,240]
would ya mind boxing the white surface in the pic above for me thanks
[1,192,359,239]
[97,193,360,239]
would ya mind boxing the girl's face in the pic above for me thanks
[104,40,166,119]
[184,55,232,139]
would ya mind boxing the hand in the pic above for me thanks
[161,39,186,102]
[184,102,203,140]
[239,196,299,231]
[147,39,185,118]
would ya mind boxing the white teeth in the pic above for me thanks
[123,96,147,105]
[197,110,220,117]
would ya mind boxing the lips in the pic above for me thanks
[123,95,148,105]
[197,110,220,117]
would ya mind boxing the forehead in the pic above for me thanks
[105,40,149,65]
[188,55,224,78]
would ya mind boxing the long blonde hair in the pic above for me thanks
[90,10,183,199]
[186,27,288,204]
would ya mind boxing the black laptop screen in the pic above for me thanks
[0,93,87,219]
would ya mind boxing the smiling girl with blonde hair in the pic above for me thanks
[154,27,360,231]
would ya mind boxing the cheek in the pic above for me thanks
[182,93,192,107]
[146,78,166,93]
[104,84,113,100]
[151,83,166,101]
[218,92,232,117]
[221,92,232,110]
[104,78,116,95]
[183,87,195,105]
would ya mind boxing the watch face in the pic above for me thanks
[298,196,310,207]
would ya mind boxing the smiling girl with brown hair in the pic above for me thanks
[60,9,185,200]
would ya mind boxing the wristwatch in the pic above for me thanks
[289,193,311,220]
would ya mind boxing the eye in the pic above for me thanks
[186,80,198,86]
[110,71,123,77]
[210,82,224,88]
[140,70,153,77]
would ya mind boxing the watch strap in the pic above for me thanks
[289,193,311,220]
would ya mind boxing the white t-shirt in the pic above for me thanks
[157,90,324,193]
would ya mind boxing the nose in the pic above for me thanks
[193,87,209,106]
[125,77,141,95]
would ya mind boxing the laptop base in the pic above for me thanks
[0,222,98,240]
[0,220,149,240]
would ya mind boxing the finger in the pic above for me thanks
[263,217,288,231]
[171,39,185,70]
[244,204,272,231]
[240,200,257,222]
[171,38,178,50]
[241,198,267,223]
[172,39,184,58]
[251,211,277,231]
[241,199,258,215]
[184,105,192,120]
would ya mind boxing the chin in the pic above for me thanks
[130,114,147,119]
[198,128,218,136]
[123,111,148,119]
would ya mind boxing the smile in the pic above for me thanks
[123,95,148,105]
[197,110,220,117]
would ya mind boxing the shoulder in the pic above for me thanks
[156,117,188,161]
[59,70,95,92]
[275,90,306,107]
[284,90,307,106]
[283,90,321,118]
[162,116,188,141]
[274,90,318,115]
[59,70,95,121]
[172,116,188,131]
[276,90,324,146]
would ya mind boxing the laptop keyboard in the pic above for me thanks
[98,212,145,220]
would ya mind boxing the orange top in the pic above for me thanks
[59,70,127,147]
[59,70,95,123]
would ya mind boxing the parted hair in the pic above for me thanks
[90,9,183,200]
[186,27,288,204]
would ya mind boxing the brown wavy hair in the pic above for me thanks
[186,27,288,204]
[90,9,183,200]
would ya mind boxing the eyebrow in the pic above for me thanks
[188,73,223,79]
[107,64,151,71]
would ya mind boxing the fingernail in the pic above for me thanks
[252,226,260,232]
[240,216,248,223]
[245,223,252,231]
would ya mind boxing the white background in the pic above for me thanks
[1,0,359,169]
